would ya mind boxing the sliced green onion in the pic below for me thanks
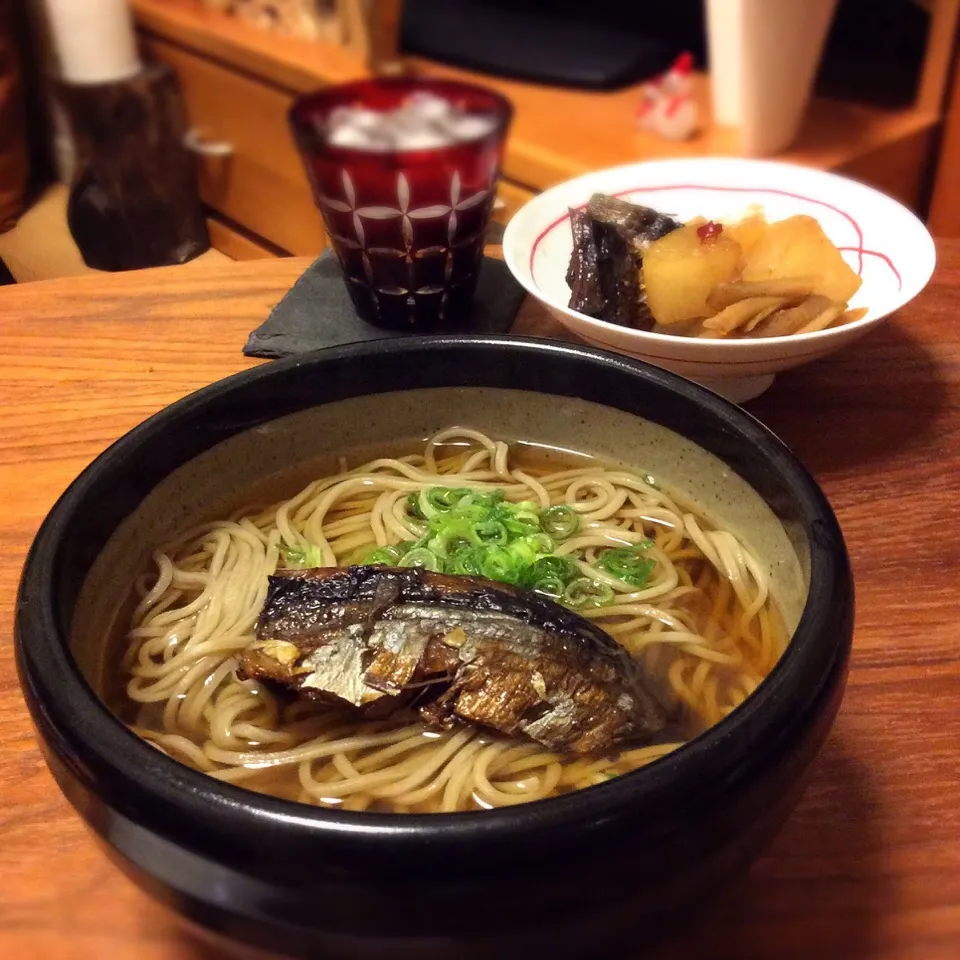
[426,518,479,557]
[280,542,324,568]
[398,547,441,571]
[280,543,306,565]
[500,501,540,535]
[428,534,475,558]
[449,547,484,576]
[406,492,426,520]
[427,487,471,512]
[478,546,523,584]
[461,489,503,508]
[474,519,509,545]
[598,544,656,588]
[530,575,566,600]
[416,489,439,519]
[364,544,406,566]
[457,489,502,516]
[520,555,580,590]
[518,532,555,555]
[342,542,379,566]
[416,487,470,519]
[365,487,627,596]
[539,504,579,541]
[563,577,615,608]
[508,533,555,568]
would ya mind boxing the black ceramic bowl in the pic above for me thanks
[15,337,852,960]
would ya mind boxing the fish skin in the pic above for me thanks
[566,207,606,317]
[238,566,671,754]
[566,194,682,331]
[586,193,681,252]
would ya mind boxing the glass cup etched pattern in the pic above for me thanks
[290,79,513,330]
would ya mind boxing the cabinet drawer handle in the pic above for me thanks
[184,128,234,157]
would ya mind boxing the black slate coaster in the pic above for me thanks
[243,249,527,360]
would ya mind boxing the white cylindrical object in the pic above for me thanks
[41,0,140,85]
[706,0,746,129]
[707,0,839,156]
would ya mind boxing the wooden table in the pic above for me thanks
[2,247,959,959]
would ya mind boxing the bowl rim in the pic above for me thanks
[15,336,851,861]
[502,156,936,351]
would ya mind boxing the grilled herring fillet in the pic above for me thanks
[238,566,671,755]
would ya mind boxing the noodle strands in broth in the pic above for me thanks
[239,566,671,754]
[122,428,789,813]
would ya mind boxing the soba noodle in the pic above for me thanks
[122,429,788,813]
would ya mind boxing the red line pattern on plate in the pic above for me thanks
[836,246,903,287]
[528,182,903,293]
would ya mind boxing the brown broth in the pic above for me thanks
[111,434,788,812]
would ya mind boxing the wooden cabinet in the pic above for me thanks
[139,10,535,258]
[492,180,536,225]
[133,0,957,258]
[929,52,960,236]
[143,37,326,256]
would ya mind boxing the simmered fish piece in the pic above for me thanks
[566,207,606,318]
[586,194,681,250]
[239,566,671,755]
[566,193,682,330]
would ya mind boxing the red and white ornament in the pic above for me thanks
[636,53,699,142]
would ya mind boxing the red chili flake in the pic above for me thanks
[697,221,723,243]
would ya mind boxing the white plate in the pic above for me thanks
[503,157,936,401]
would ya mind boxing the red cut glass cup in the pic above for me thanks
[290,78,513,330]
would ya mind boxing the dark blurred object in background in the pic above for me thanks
[0,4,30,232]
[61,64,210,271]
[816,0,928,108]
[402,0,928,109]
[401,0,702,89]
[37,0,209,271]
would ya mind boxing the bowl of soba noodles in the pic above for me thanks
[15,336,852,959]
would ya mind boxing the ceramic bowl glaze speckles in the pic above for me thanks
[503,157,936,402]
[15,338,853,960]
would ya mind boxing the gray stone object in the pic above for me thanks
[244,250,527,359]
